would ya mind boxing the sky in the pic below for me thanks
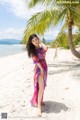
[0,0,78,41]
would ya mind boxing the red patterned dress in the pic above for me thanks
[30,46,48,106]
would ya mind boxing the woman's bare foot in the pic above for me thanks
[31,102,38,107]
[33,104,38,107]
[37,106,42,117]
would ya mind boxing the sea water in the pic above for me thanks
[0,44,26,58]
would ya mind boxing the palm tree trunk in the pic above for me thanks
[68,22,80,59]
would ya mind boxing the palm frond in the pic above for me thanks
[28,0,38,8]
[23,0,80,44]
[70,7,80,23]
[24,8,60,43]
[52,7,67,26]
[28,0,56,8]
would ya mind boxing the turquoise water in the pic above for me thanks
[0,44,26,58]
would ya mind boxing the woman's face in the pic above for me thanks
[32,37,39,47]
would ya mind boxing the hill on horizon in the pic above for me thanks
[0,39,22,44]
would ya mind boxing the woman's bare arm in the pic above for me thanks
[39,40,48,51]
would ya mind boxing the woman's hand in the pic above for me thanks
[40,42,48,51]
[38,38,41,43]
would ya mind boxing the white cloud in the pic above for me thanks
[0,27,59,40]
[0,28,24,39]
[0,0,28,19]
[43,29,59,40]
[65,26,79,34]
[0,0,45,19]
[0,0,59,40]
[72,26,79,34]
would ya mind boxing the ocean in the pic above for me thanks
[0,44,26,58]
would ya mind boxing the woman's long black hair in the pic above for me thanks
[26,34,38,58]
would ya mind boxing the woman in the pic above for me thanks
[26,34,48,117]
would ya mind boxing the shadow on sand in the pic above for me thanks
[42,101,68,114]
[48,61,80,77]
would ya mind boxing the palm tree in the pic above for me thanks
[23,0,80,58]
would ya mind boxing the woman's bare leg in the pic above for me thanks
[37,75,44,116]
[41,93,45,106]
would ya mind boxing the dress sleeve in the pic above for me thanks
[32,55,40,64]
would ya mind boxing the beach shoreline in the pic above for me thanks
[0,44,26,58]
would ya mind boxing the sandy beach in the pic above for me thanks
[0,48,80,120]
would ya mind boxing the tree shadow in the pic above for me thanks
[48,62,80,75]
[48,61,77,68]
[42,101,68,114]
